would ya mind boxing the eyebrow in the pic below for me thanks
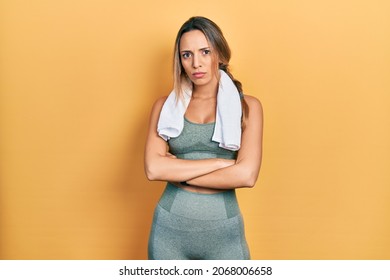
[180,47,211,53]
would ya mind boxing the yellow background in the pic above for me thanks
[1,0,389,259]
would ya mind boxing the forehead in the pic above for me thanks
[179,30,210,50]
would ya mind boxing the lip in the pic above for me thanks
[192,72,206,79]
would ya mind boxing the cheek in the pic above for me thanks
[181,60,192,74]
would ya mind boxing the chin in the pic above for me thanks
[191,79,211,87]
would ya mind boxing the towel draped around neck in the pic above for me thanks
[157,70,242,151]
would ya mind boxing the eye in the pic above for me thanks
[181,52,191,59]
[202,49,211,55]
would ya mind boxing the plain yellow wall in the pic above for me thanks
[1,0,389,259]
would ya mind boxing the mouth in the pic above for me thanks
[192,72,206,79]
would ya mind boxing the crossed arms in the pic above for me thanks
[144,95,263,190]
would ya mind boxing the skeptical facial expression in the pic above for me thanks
[179,30,219,88]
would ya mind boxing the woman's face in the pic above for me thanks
[179,30,218,89]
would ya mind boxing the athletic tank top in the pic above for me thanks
[168,117,238,160]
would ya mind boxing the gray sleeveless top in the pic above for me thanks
[168,117,238,160]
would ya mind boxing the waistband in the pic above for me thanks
[158,182,240,220]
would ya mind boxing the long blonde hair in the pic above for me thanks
[173,16,248,120]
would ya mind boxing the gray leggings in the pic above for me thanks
[148,183,250,260]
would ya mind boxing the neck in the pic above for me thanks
[192,81,218,100]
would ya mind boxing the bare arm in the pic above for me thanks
[144,97,235,182]
[186,96,263,189]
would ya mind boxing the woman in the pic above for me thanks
[144,16,263,260]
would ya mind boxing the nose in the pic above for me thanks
[192,53,201,68]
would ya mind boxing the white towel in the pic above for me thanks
[157,70,242,151]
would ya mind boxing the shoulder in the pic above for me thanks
[153,96,168,108]
[147,96,169,124]
[241,94,263,132]
[243,94,263,118]
[243,94,262,109]
[150,96,168,114]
